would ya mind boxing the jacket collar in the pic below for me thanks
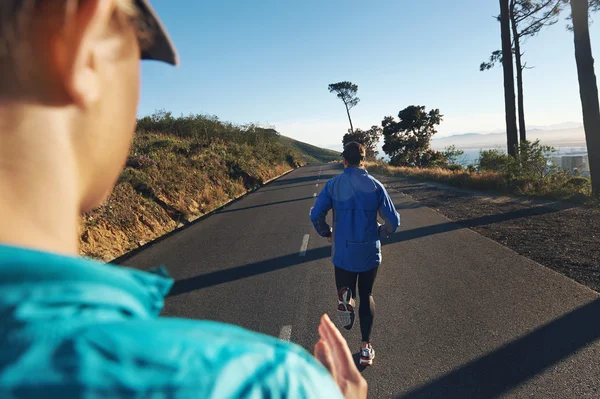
[343,166,367,174]
[0,244,173,319]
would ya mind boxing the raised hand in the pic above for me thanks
[314,314,367,399]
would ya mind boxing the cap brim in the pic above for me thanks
[135,0,179,66]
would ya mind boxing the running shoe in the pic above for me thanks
[360,344,375,366]
[337,287,355,330]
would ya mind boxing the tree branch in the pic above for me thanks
[514,0,556,23]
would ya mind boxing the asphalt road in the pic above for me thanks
[123,164,600,398]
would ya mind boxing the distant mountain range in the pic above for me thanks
[527,122,583,130]
[432,123,586,150]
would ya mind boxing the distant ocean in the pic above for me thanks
[458,146,588,166]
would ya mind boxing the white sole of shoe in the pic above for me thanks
[360,350,375,366]
[337,287,355,329]
[360,355,374,366]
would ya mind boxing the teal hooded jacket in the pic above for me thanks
[0,244,342,398]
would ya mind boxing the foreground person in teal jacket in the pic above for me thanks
[310,142,400,366]
[0,1,366,398]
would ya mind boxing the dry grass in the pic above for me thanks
[80,125,302,262]
[366,162,507,191]
[366,161,595,205]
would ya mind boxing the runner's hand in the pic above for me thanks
[314,314,367,399]
[327,236,332,243]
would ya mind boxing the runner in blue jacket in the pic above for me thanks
[310,142,401,366]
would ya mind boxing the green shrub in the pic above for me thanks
[118,168,155,197]
[567,176,589,188]
[443,145,465,165]
[478,149,517,173]
[516,140,556,180]
[478,141,556,186]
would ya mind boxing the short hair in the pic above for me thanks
[342,141,366,166]
[0,0,140,98]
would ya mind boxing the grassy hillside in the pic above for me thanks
[80,111,337,261]
[278,135,341,164]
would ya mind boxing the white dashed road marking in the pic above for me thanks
[279,325,292,341]
[299,234,310,256]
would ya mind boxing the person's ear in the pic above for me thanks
[58,0,116,107]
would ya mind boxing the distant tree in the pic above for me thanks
[570,0,600,197]
[342,125,382,161]
[499,0,519,157]
[443,145,466,165]
[510,0,563,142]
[381,106,445,167]
[328,81,360,133]
[481,1,564,143]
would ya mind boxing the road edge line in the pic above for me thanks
[110,166,302,266]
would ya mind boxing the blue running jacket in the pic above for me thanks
[310,167,400,272]
[0,244,342,398]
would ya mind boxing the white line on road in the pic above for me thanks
[313,193,317,197]
[279,325,292,341]
[299,234,310,256]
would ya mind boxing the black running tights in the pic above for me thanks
[334,266,378,343]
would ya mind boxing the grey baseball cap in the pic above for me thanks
[135,0,179,66]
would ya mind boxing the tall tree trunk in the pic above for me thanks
[510,2,527,143]
[345,103,354,134]
[572,0,600,198]
[500,0,519,157]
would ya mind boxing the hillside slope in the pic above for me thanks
[80,112,339,261]
[278,136,341,163]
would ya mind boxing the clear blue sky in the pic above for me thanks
[140,0,600,149]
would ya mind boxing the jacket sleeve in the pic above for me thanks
[310,182,333,237]
[377,183,400,239]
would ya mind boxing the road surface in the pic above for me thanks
[123,164,600,398]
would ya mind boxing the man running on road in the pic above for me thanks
[310,142,400,366]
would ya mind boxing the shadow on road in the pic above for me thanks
[168,246,332,297]
[217,196,314,214]
[259,182,327,192]
[396,297,600,399]
[352,352,368,373]
[384,202,575,246]
[393,201,425,210]
[169,202,573,296]
[268,173,339,187]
